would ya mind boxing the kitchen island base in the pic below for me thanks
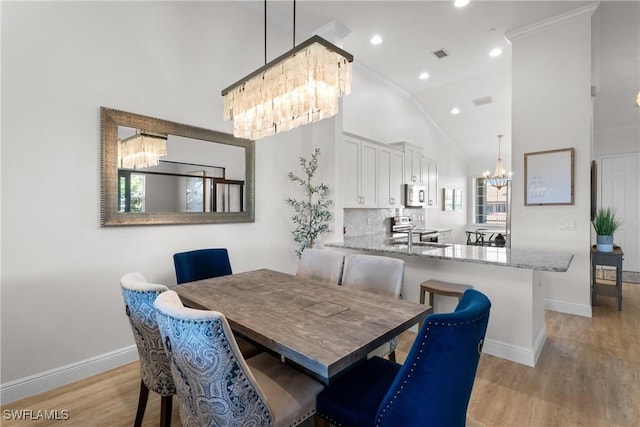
[337,248,549,367]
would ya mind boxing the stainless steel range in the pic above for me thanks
[390,216,439,242]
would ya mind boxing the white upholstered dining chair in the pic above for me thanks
[120,272,175,427]
[154,290,324,427]
[296,248,345,286]
[341,254,405,361]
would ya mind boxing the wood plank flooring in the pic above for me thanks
[2,282,638,426]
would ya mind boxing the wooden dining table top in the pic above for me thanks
[173,268,430,384]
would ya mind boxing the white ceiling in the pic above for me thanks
[242,1,639,168]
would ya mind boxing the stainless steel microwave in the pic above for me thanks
[404,184,426,208]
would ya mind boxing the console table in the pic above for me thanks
[591,246,624,310]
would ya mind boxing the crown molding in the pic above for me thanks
[505,2,600,42]
[353,61,412,98]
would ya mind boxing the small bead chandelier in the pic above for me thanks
[483,134,512,190]
[118,130,168,169]
[221,1,353,140]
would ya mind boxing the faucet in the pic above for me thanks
[407,225,416,251]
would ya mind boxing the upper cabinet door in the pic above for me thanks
[409,148,423,184]
[378,146,393,209]
[423,157,438,208]
[360,141,378,208]
[390,149,404,206]
[343,136,362,208]
[343,135,378,208]
[378,145,403,208]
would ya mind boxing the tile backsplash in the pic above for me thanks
[343,208,426,236]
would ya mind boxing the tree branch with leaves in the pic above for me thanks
[286,148,333,257]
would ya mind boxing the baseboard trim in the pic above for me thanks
[1,345,138,404]
[545,298,592,317]
[482,322,550,368]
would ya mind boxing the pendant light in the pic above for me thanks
[222,0,353,140]
[483,134,512,190]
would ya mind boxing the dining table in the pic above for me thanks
[172,268,430,384]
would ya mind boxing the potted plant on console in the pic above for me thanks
[592,208,620,253]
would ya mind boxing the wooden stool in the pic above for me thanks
[419,279,473,328]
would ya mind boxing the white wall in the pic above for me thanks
[342,67,469,242]
[592,1,640,158]
[0,1,336,393]
[508,5,596,316]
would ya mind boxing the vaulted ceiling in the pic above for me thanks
[242,1,640,168]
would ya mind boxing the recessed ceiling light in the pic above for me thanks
[454,0,470,8]
[451,107,460,115]
[489,47,503,57]
[419,72,430,80]
[370,35,383,45]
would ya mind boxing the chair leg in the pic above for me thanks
[388,350,396,362]
[314,414,331,427]
[134,380,150,427]
[160,395,173,427]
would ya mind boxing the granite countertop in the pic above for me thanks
[326,233,574,272]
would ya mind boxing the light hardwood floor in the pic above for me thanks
[2,282,638,426]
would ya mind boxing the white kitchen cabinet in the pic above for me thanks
[390,141,423,184]
[343,135,378,208]
[423,157,438,208]
[378,145,404,208]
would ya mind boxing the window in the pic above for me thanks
[119,171,146,213]
[473,178,507,225]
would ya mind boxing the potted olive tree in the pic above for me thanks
[286,148,333,257]
[592,208,620,252]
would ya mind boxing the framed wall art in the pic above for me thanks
[524,147,575,206]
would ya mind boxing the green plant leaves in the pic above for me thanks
[286,148,333,257]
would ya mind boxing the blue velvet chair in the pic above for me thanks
[154,290,324,427]
[316,289,491,427]
[120,272,175,427]
[172,247,259,359]
[173,248,232,284]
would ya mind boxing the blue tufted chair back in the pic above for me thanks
[375,289,491,427]
[173,248,233,284]
[154,290,273,427]
[120,272,176,397]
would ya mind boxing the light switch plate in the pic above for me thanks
[560,221,576,231]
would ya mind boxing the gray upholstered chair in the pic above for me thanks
[296,247,345,286]
[154,290,324,427]
[120,272,175,427]
[341,254,405,361]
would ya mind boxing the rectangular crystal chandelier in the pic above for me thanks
[118,130,168,169]
[222,35,353,140]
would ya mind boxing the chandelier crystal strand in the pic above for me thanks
[222,37,352,140]
[119,132,168,169]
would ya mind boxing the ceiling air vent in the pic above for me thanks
[432,49,449,59]
[473,96,493,106]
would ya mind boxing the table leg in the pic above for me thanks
[591,264,596,306]
[616,263,622,311]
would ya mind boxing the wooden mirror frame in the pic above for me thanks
[100,107,255,226]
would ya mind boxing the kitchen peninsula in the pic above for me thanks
[326,234,574,367]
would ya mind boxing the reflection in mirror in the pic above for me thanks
[117,127,245,213]
[101,107,255,226]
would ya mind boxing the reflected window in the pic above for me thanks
[119,171,146,213]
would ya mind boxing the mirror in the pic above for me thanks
[101,107,255,226]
